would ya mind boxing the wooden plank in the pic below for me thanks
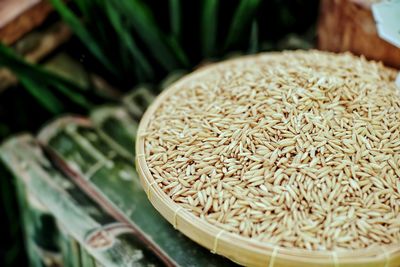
[0,0,53,45]
[317,0,400,69]
[0,0,40,28]
[0,22,71,92]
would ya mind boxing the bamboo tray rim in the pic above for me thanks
[136,52,400,267]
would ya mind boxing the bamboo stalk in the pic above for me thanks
[79,241,97,267]
[0,134,164,267]
[59,230,81,267]
[38,116,235,266]
[13,174,59,267]
[122,86,156,119]
[90,106,138,160]
[8,143,62,267]
[26,192,63,267]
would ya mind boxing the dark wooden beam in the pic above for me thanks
[0,0,53,45]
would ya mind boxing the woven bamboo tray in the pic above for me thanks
[136,54,400,267]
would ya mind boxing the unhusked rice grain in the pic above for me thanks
[143,50,400,251]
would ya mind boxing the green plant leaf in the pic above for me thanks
[74,0,94,17]
[201,0,219,57]
[19,77,64,114]
[113,0,185,70]
[56,82,93,110]
[75,0,112,54]
[169,0,181,40]
[105,1,154,81]
[166,36,189,67]
[0,43,94,111]
[224,0,261,49]
[248,20,259,53]
[50,0,117,77]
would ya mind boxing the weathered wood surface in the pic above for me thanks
[0,0,40,28]
[0,135,164,267]
[318,0,400,69]
[0,0,53,45]
[0,22,71,91]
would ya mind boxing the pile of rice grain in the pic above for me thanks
[143,51,400,251]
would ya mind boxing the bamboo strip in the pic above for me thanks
[14,173,62,267]
[122,86,156,119]
[136,54,400,267]
[39,116,235,266]
[26,192,63,267]
[0,134,163,267]
[79,244,97,267]
[90,106,138,160]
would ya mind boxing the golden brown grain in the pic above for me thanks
[143,50,400,251]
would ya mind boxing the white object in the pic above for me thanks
[396,72,400,87]
[372,0,400,48]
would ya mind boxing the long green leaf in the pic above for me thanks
[0,44,104,110]
[74,0,94,17]
[105,1,153,80]
[224,0,261,49]
[169,0,181,40]
[19,77,64,114]
[74,0,111,56]
[0,44,94,110]
[167,0,189,66]
[56,83,93,110]
[166,36,189,67]
[201,0,219,57]
[0,43,79,89]
[50,0,117,77]
[113,0,185,70]
[248,20,259,53]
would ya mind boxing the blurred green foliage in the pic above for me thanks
[0,0,318,119]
